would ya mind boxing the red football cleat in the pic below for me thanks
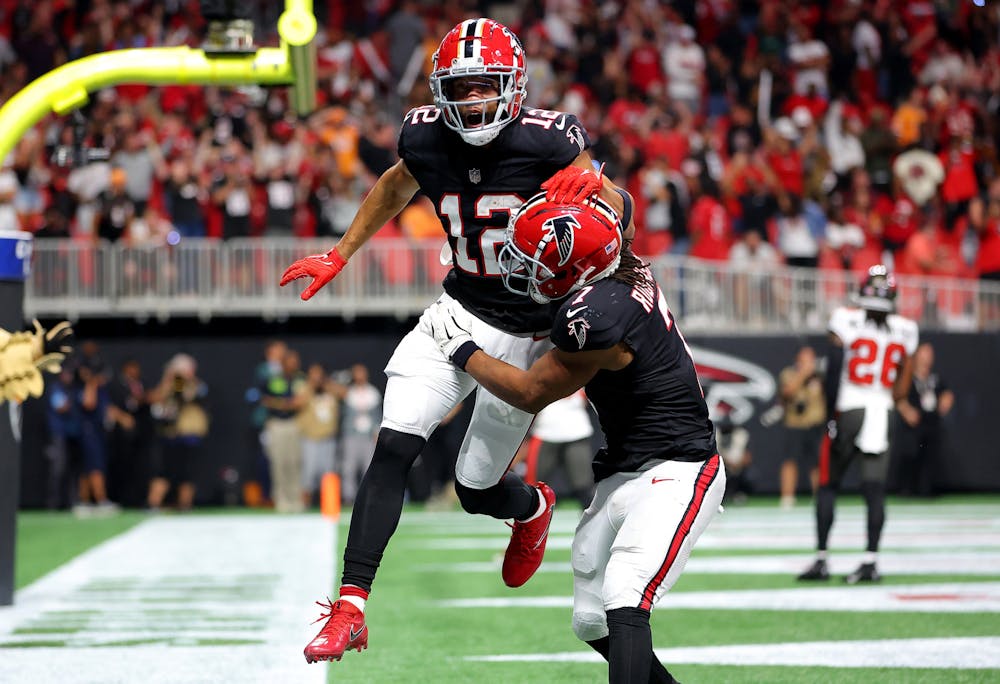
[502,482,556,588]
[303,598,368,663]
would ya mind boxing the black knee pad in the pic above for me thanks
[454,473,538,519]
[367,428,425,474]
[454,480,496,515]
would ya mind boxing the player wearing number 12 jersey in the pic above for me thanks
[281,18,630,664]
[799,265,918,584]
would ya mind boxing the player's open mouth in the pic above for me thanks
[461,110,486,127]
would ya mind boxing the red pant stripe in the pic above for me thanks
[818,432,832,487]
[638,454,720,611]
[523,436,542,485]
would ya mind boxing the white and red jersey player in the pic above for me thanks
[828,303,918,454]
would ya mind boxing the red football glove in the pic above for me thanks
[279,247,348,301]
[541,163,604,203]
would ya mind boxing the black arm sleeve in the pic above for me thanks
[824,344,843,420]
[614,187,633,233]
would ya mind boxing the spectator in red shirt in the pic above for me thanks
[626,29,665,96]
[883,189,921,254]
[843,171,887,248]
[764,119,804,198]
[605,84,648,150]
[976,197,1000,282]
[781,87,829,123]
[899,0,939,74]
[898,212,961,278]
[645,109,691,171]
[689,185,732,261]
[939,137,979,229]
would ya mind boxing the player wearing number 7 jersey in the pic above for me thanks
[798,265,918,584]
[281,18,630,665]
[422,191,723,684]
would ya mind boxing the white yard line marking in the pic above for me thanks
[0,515,335,684]
[418,532,1000,551]
[410,504,1000,551]
[439,581,1000,613]
[467,636,1000,669]
[415,550,1000,575]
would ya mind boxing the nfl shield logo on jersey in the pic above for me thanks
[469,168,481,184]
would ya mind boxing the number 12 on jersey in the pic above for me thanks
[440,193,523,276]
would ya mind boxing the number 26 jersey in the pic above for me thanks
[829,306,919,413]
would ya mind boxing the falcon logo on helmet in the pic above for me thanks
[854,264,897,313]
[499,192,622,304]
[541,214,581,267]
[429,18,528,147]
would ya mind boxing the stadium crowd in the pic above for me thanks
[0,0,999,284]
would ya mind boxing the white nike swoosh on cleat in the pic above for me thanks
[531,505,555,549]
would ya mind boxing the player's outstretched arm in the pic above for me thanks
[335,160,420,259]
[279,160,420,300]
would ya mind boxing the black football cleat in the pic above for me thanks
[844,562,881,584]
[797,559,830,581]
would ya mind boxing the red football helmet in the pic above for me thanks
[855,264,897,313]
[430,18,527,146]
[500,192,623,304]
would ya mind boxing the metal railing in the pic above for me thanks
[24,237,1000,332]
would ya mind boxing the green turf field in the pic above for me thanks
[7,497,1000,683]
[328,497,1000,683]
[15,511,146,590]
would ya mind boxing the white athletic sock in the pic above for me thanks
[816,550,827,562]
[863,552,877,565]
[340,594,366,611]
[518,487,547,523]
[338,585,367,612]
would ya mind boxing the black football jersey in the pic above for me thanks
[398,105,591,333]
[550,270,717,480]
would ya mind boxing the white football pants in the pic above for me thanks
[381,293,552,489]
[571,454,725,642]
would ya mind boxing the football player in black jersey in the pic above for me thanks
[424,192,724,684]
[281,18,630,664]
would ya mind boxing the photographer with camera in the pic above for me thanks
[148,353,209,512]
[778,345,826,509]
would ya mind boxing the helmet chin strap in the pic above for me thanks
[459,127,502,146]
[528,284,550,304]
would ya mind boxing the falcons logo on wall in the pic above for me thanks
[568,317,590,349]
[688,346,776,424]
[542,214,581,266]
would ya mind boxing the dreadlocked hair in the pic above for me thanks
[609,241,651,288]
